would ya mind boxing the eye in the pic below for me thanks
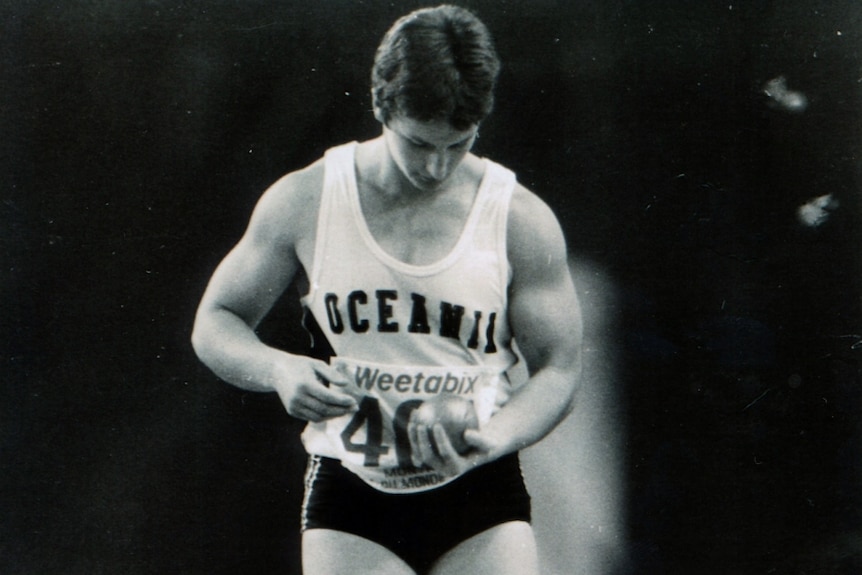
[401,135,430,149]
[450,135,476,150]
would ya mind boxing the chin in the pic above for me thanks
[412,176,445,191]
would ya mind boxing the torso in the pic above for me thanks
[296,140,520,492]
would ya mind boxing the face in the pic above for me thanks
[381,115,479,192]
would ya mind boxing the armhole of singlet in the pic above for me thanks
[495,166,517,292]
[305,148,340,304]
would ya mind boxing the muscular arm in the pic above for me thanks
[412,185,583,471]
[476,185,583,457]
[191,162,356,421]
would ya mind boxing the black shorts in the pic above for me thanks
[301,453,531,574]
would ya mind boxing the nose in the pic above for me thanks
[425,151,449,181]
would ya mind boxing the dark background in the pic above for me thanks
[2,1,860,573]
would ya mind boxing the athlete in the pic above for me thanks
[192,5,582,575]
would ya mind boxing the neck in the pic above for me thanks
[360,138,444,202]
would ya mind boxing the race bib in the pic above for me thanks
[301,357,508,493]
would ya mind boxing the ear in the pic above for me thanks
[370,89,382,122]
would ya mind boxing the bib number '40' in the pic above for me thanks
[340,397,424,468]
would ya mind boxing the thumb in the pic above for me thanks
[313,361,350,385]
[463,429,494,453]
[313,362,362,400]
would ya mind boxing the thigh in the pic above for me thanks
[303,528,416,575]
[431,521,539,575]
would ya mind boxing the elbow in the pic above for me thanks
[562,356,583,415]
[190,325,204,359]
[191,321,224,376]
[561,381,578,417]
[190,312,213,364]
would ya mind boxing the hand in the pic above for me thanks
[270,357,357,422]
[407,420,499,477]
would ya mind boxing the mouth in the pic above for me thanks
[415,175,444,189]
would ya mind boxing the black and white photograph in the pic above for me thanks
[2,2,860,573]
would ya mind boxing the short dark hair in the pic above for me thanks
[371,5,501,130]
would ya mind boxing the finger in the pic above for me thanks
[289,402,321,423]
[463,429,493,452]
[303,378,357,409]
[295,393,354,421]
[408,420,422,467]
[408,420,434,467]
[434,426,486,475]
[414,424,437,463]
[432,423,457,459]
[312,364,362,402]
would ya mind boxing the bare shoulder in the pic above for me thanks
[246,158,325,249]
[507,184,568,277]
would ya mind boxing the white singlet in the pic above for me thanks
[300,142,519,493]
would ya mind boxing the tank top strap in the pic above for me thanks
[471,159,517,288]
[307,142,360,291]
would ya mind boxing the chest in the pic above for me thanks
[358,187,477,266]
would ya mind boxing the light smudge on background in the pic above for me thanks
[763,75,809,113]
[797,193,839,228]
